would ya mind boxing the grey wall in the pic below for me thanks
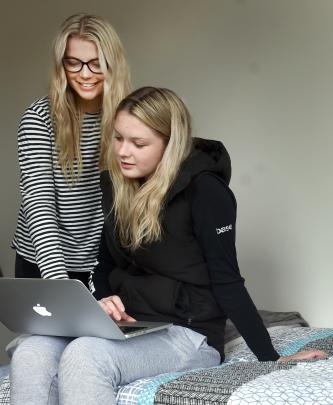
[1,0,333,363]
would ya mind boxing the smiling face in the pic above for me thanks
[113,110,167,181]
[64,36,104,112]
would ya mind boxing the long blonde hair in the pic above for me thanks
[49,13,131,179]
[109,87,193,250]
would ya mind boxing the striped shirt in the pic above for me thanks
[12,97,104,279]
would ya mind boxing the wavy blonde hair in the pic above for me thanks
[49,13,131,179]
[108,87,193,250]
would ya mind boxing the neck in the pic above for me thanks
[79,96,102,113]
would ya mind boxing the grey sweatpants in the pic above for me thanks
[10,326,220,405]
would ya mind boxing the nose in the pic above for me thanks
[80,64,93,79]
[117,141,131,157]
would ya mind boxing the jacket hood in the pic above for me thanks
[190,138,231,183]
[166,137,231,202]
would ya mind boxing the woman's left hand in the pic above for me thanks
[278,349,328,363]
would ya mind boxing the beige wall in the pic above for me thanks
[1,0,333,363]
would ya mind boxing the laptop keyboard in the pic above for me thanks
[120,326,146,334]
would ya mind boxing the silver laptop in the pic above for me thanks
[0,278,171,339]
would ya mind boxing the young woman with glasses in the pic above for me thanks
[12,13,131,287]
[10,87,327,404]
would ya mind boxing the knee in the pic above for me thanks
[59,337,110,370]
[12,336,50,365]
[11,335,63,375]
[58,337,119,385]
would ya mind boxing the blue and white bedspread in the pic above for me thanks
[1,326,333,404]
[228,357,333,405]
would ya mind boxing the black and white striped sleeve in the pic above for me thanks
[18,107,68,279]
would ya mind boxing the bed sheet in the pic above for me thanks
[1,326,332,404]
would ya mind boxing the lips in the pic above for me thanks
[120,161,135,169]
[77,82,98,90]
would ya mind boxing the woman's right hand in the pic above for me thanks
[98,295,136,322]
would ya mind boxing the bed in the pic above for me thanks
[1,311,332,404]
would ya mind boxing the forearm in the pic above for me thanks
[18,107,68,279]
[213,282,279,361]
[92,227,114,299]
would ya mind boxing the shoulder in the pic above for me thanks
[20,96,51,124]
[189,172,236,208]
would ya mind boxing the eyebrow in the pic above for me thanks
[64,56,99,61]
[114,131,148,141]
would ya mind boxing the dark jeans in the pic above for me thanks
[15,254,90,289]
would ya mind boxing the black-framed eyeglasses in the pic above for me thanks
[62,57,103,74]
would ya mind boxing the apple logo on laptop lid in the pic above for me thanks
[33,304,52,317]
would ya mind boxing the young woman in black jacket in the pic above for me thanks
[11,87,326,405]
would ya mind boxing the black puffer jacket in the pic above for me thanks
[94,138,279,361]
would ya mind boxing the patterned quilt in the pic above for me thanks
[1,326,333,404]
